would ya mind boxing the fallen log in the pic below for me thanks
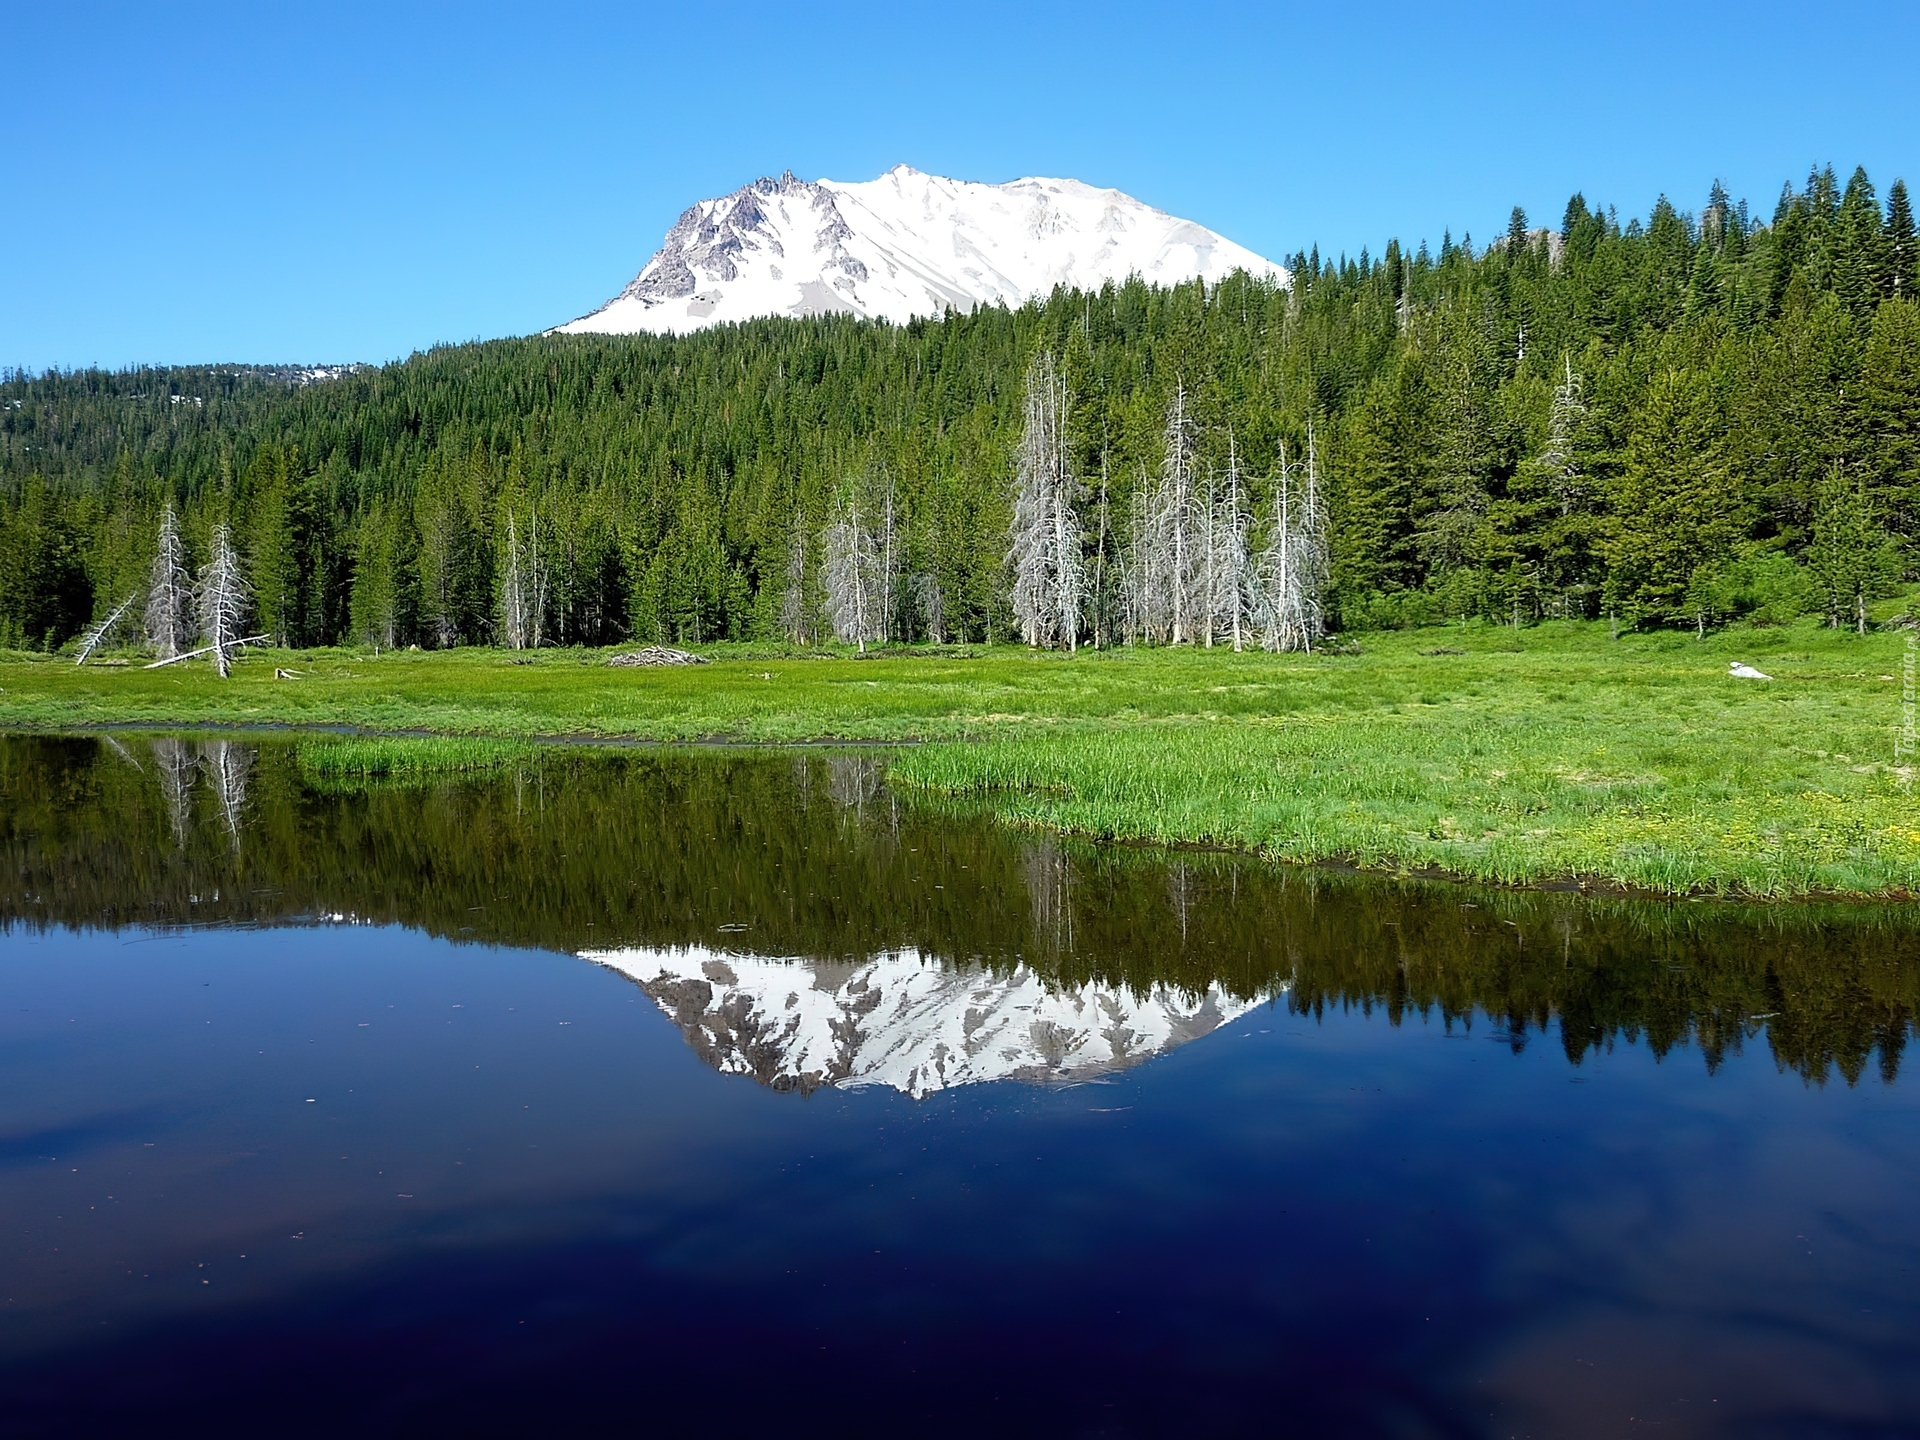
[142,635,269,670]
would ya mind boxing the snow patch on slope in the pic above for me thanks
[556,166,1286,336]
[582,944,1264,1097]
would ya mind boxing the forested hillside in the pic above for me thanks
[4,164,1917,653]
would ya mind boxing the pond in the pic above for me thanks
[2,735,1917,1437]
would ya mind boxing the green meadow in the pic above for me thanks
[3,616,1914,898]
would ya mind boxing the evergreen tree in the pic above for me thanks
[1887,180,1918,300]
[0,480,90,650]
[1603,369,1747,627]
[1808,468,1900,631]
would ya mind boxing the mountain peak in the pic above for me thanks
[554,167,1285,336]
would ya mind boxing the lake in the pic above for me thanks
[2,735,1917,1437]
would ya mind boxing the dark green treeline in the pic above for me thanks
[4,164,1918,651]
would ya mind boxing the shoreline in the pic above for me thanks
[5,620,1915,903]
[9,717,1913,908]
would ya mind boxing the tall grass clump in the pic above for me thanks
[298,736,540,779]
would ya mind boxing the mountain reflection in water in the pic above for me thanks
[2,734,1913,1088]
[5,734,1920,1438]
[589,945,1255,1095]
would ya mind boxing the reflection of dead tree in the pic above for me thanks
[1023,839,1074,958]
[826,753,882,812]
[101,735,144,772]
[1168,860,1191,946]
[198,741,253,847]
[152,738,197,846]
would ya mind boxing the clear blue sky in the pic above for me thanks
[5,0,1915,370]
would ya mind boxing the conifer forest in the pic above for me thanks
[4,164,1917,657]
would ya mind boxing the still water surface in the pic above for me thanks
[2,736,1918,1437]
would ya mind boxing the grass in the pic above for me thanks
[3,615,1916,897]
[295,735,541,779]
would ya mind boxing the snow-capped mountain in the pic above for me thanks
[582,944,1264,1097]
[555,165,1286,336]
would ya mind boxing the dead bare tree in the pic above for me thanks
[1543,356,1587,517]
[1008,351,1084,649]
[780,511,810,644]
[1256,423,1330,653]
[914,570,946,644]
[74,592,138,664]
[1208,433,1255,651]
[498,510,546,650]
[878,470,898,645]
[1133,381,1203,644]
[821,487,884,652]
[195,523,251,678]
[146,501,191,660]
[826,752,882,812]
[1090,455,1113,649]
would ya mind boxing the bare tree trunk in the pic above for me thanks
[822,491,882,652]
[147,501,191,660]
[195,524,251,678]
[152,737,196,847]
[1092,458,1110,650]
[1257,425,1330,654]
[914,570,945,644]
[781,511,809,644]
[1161,381,1199,645]
[501,513,528,650]
[200,741,252,850]
[75,592,138,664]
[530,511,547,649]
[1226,435,1246,652]
[1008,352,1084,650]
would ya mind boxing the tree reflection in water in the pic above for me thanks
[1,733,1914,1087]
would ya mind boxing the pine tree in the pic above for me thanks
[246,447,303,648]
[1808,468,1900,632]
[0,479,89,651]
[1859,298,1920,539]
[1603,370,1746,628]
[1834,166,1888,314]
[1887,180,1917,299]
[349,503,400,649]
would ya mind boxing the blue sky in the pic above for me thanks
[5,0,1916,370]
